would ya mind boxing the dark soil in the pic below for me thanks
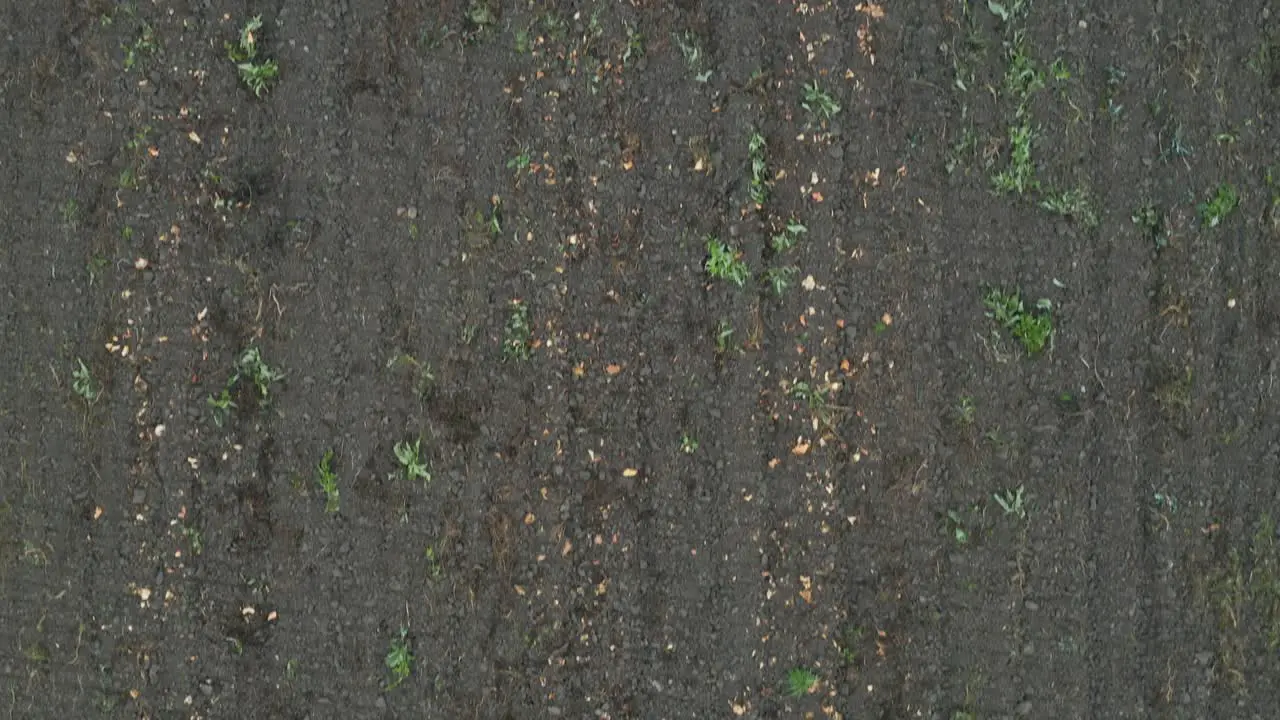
[3,1,1280,718]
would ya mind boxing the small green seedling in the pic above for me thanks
[992,121,1038,195]
[945,509,970,544]
[385,627,413,689]
[1004,40,1045,99]
[208,388,236,427]
[393,439,431,483]
[226,16,279,96]
[764,266,798,296]
[955,395,976,426]
[502,300,532,361]
[789,381,830,412]
[785,667,820,697]
[123,22,158,70]
[748,132,769,206]
[983,288,1053,355]
[1197,183,1239,228]
[182,525,204,555]
[506,149,532,176]
[1039,187,1099,227]
[424,545,444,579]
[714,319,735,355]
[1049,57,1071,80]
[1153,492,1178,513]
[993,485,1028,519]
[1132,203,1167,249]
[316,450,340,513]
[680,433,699,454]
[622,24,645,66]
[485,194,504,237]
[72,359,102,404]
[801,80,841,120]
[235,346,285,402]
[771,219,807,254]
[672,30,710,80]
[986,0,1031,23]
[705,237,750,287]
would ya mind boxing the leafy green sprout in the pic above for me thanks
[513,27,532,54]
[1153,492,1178,513]
[1132,203,1167,249]
[993,485,1028,519]
[801,80,841,120]
[1159,124,1194,164]
[1197,183,1239,228]
[704,237,750,287]
[955,395,976,426]
[123,22,158,70]
[622,24,645,65]
[502,300,532,361]
[714,319,735,355]
[485,195,504,237]
[672,30,711,81]
[764,266,799,296]
[747,132,769,206]
[983,288,1053,355]
[506,149,532,174]
[1039,187,1099,228]
[1049,57,1071,80]
[789,382,829,412]
[316,450,340,513]
[385,627,413,689]
[237,58,280,97]
[235,347,285,402]
[72,359,102,404]
[226,16,279,96]
[1003,40,1045,99]
[836,625,864,666]
[992,121,1038,195]
[207,388,236,427]
[424,545,444,579]
[986,0,1031,23]
[680,433,699,454]
[393,440,431,483]
[945,510,970,544]
[771,220,807,254]
[785,667,820,697]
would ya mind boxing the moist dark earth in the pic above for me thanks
[3,1,1280,718]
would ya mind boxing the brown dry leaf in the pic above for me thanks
[856,2,886,19]
[768,457,781,469]
[523,512,536,525]
[572,362,586,378]
[881,312,893,326]
[792,439,811,456]
[799,575,813,603]
[605,363,622,375]
[622,467,639,478]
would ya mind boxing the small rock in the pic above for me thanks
[1015,700,1033,716]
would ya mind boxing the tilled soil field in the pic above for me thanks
[2,1,1280,718]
